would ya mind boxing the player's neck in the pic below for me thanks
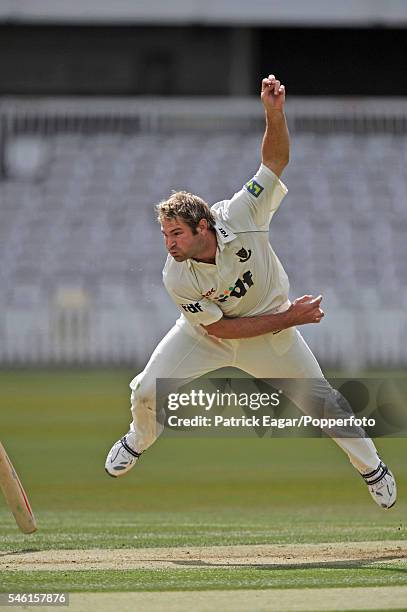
[192,229,217,265]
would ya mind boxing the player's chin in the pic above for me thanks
[171,253,187,262]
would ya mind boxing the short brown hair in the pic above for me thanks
[156,191,216,233]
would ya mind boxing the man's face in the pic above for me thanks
[161,217,204,262]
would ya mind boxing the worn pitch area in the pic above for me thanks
[1,540,406,571]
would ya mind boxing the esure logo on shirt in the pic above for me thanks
[245,179,264,198]
[214,270,254,303]
[202,288,216,298]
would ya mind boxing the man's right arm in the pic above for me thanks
[202,295,324,339]
[261,74,290,178]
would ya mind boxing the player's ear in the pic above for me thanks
[197,218,208,233]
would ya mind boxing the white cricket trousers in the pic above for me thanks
[128,319,379,474]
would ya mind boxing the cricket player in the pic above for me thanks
[105,74,397,509]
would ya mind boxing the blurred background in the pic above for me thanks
[0,0,407,372]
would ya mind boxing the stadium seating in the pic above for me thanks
[1,117,406,367]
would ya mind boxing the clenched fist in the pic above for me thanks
[288,295,325,326]
[261,74,286,112]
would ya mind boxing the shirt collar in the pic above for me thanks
[213,221,237,251]
[186,222,236,269]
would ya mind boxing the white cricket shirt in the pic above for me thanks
[163,164,289,330]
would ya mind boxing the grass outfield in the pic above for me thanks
[0,369,406,608]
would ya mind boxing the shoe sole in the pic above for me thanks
[104,467,117,478]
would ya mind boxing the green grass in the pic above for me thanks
[2,563,407,593]
[1,508,405,551]
[0,369,406,597]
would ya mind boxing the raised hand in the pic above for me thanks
[261,74,286,113]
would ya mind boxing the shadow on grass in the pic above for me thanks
[0,549,41,557]
[171,555,407,571]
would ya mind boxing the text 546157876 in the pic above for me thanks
[0,593,69,606]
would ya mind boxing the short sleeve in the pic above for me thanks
[166,288,223,327]
[218,164,288,230]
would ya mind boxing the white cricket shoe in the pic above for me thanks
[362,461,397,509]
[105,431,142,478]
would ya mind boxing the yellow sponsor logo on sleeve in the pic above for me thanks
[245,179,264,198]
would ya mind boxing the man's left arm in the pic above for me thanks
[261,74,290,177]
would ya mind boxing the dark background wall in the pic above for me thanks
[258,27,407,96]
[0,25,406,96]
